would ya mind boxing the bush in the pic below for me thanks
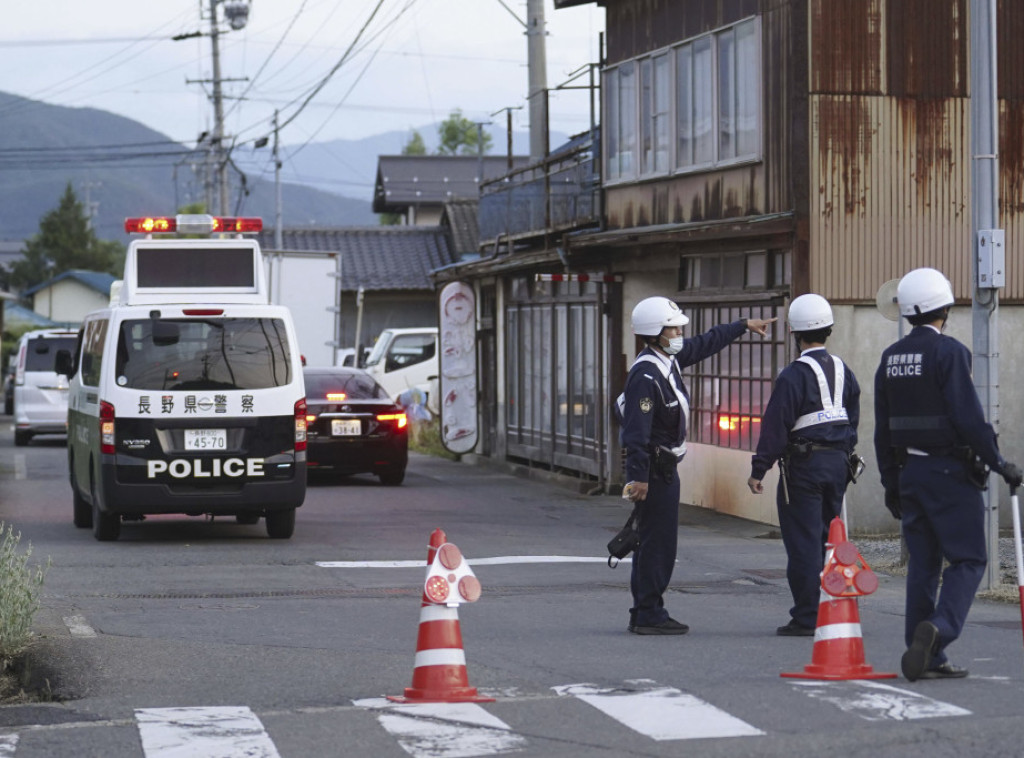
[408,417,459,460]
[0,524,48,668]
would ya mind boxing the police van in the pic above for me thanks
[57,214,307,541]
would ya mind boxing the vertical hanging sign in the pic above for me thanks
[439,281,478,454]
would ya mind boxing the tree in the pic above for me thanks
[403,130,427,156]
[437,110,492,156]
[7,183,124,291]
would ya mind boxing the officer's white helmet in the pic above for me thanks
[788,294,833,331]
[897,267,954,316]
[631,297,689,336]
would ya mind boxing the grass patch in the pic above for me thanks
[0,523,49,698]
[409,418,459,460]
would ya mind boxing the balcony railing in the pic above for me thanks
[478,132,601,249]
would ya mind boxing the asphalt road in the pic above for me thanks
[1,426,1024,757]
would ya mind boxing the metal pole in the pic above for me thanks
[970,0,1001,590]
[526,0,548,162]
[209,0,228,215]
[273,110,283,251]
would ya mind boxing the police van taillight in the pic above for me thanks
[295,398,307,451]
[100,401,116,454]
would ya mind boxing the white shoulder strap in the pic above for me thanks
[791,355,848,431]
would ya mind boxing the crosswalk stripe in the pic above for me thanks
[553,680,764,741]
[0,735,18,757]
[135,706,279,758]
[792,680,972,720]
[354,697,527,758]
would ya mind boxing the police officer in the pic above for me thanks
[621,296,775,634]
[874,268,1023,680]
[747,294,861,636]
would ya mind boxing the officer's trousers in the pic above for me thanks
[900,454,986,665]
[776,450,848,628]
[630,469,681,627]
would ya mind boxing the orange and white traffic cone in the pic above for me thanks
[782,518,896,681]
[388,528,493,703]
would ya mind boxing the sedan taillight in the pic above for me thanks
[377,412,408,430]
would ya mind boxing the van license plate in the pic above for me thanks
[185,429,227,450]
[331,419,361,436]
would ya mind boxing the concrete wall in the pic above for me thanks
[678,303,1024,535]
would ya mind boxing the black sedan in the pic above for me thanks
[303,366,409,485]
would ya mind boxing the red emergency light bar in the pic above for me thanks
[124,215,263,234]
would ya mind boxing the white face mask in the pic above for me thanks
[663,335,684,355]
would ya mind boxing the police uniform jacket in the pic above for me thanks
[622,320,747,484]
[874,325,1007,493]
[750,348,859,481]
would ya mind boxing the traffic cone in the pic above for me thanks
[781,518,896,681]
[387,528,494,703]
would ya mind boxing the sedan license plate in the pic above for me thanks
[331,419,361,436]
[184,429,227,450]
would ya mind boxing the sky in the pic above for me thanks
[0,0,605,152]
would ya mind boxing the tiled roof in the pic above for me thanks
[22,269,117,298]
[257,226,456,292]
[441,200,479,258]
[373,155,530,213]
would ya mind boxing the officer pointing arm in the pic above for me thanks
[619,296,774,636]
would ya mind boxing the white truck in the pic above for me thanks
[362,327,439,415]
[264,250,340,367]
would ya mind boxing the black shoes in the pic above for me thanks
[902,620,939,681]
[629,617,690,635]
[919,662,968,679]
[776,620,815,637]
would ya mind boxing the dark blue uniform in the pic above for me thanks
[751,348,860,628]
[874,325,1007,666]
[621,320,747,627]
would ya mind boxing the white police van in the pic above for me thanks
[58,214,307,541]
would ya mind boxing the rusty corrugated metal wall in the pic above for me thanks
[810,0,1024,303]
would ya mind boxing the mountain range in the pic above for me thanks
[0,91,566,246]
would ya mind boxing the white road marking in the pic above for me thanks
[792,680,972,720]
[13,454,25,481]
[63,614,97,638]
[553,680,764,741]
[317,555,624,568]
[135,706,279,758]
[354,698,527,758]
[0,735,18,757]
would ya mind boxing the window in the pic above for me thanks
[641,53,671,174]
[80,320,109,387]
[384,334,436,373]
[605,17,761,181]
[680,302,783,451]
[25,336,77,371]
[115,318,293,390]
[680,250,789,291]
[606,62,637,182]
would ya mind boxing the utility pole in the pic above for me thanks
[273,110,283,251]
[970,0,1004,590]
[526,0,548,162]
[208,0,228,216]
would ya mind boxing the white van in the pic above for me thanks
[362,328,439,415]
[13,328,78,446]
[58,214,307,541]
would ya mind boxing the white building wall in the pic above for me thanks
[32,280,109,324]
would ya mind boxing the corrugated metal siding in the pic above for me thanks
[604,0,760,65]
[810,96,970,303]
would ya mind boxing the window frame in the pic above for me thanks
[603,16,762,184]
